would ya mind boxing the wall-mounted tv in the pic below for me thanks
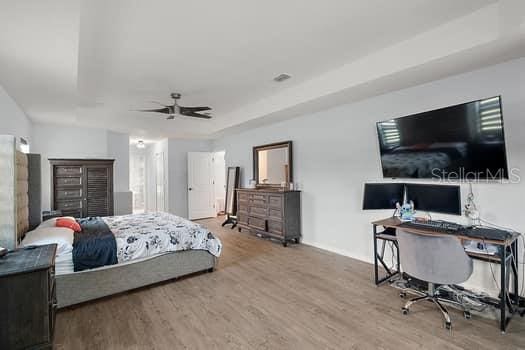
[376,96,508,179]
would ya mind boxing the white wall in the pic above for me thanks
[31,123,132,214]
[0,85,32,150]
[213,58,525,297]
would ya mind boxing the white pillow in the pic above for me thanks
[38,216,76,229]
[21,226,74,256]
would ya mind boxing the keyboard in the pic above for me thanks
[399,220,514,241]
[462,227,513,241]
[399,219,464,233]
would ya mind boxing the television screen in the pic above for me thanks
[362,183,405,210]
[405,183,461,215]
[376,96,508,179]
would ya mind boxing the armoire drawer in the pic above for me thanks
[56,188,82,200]
[56,200,82,211]
[60,209,83,218]
[56,177,82,186]
[55,166,82,176]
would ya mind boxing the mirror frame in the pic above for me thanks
[224,166,240,215]
[253,141,293,188]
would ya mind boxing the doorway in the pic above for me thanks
[130,146,146,213]
[155,152,165,212]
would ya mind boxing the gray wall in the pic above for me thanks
[213,58,525,296]
[167,139,212,218]
[0,85,32,150]
[31,123,132,214]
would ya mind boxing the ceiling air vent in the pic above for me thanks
[273,73,292,82]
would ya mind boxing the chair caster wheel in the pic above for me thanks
[445,321,452,330]
[463,311,471,319]
[282,241,288,247]
[399,292,406,299]
[401,307,409,315]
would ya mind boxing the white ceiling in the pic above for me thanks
[1,0,524,140]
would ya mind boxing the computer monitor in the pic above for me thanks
[362,183,405,210]
[405,183,461,215]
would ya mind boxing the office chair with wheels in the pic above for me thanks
[396,230,474,330]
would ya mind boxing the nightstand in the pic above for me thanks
[0,244,57,349]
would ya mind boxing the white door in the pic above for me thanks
[155,152,165,212]
[188,152,215,220]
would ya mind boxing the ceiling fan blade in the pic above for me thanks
[184,112,212,119]
[149,101,169,107]
[180,106,211,113]
[136,107,171,114]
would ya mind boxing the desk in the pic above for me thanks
[372,217,523,333]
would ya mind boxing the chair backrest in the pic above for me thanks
[396,230,473,285]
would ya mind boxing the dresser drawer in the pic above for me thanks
[268,207,282,220]
[268,195,283,208]
[55,166,82,176]
[56,200,82,211]
[237,201,249,213]
[237,212,248,225]
[268,220,283,236]
[250,193,267,202]
[56,188,82,200]
[248,216,266,231]
[249,198,267,208]
[238,192,249,201]
[56,176,82,186]
[249,206,267,217]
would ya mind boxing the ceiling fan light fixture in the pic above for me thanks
[136,140,146,149]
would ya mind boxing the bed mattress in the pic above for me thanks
[22,212,222,274]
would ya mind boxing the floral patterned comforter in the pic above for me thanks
[103,212,222,263]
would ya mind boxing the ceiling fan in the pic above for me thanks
[137,93,212,120]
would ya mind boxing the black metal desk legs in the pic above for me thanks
[373,224,400,286]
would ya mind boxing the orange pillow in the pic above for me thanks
[55,217,81,232]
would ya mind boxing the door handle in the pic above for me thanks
[188,187,193,191]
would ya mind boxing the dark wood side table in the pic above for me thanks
[0,244,57,349]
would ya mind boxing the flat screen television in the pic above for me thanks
[376,96,508,179]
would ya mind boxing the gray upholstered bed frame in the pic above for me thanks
[0,139,217,308]
[56,250,216,308]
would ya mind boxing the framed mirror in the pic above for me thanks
[253,141,293,187]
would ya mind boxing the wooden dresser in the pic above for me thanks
[50,159,114,218]
[0,244,57,350]
[236,188,301,246]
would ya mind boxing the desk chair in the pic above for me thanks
[397,230,474,330]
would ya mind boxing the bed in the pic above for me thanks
[21,212,222,308]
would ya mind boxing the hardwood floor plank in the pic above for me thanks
[54,217,525,349]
